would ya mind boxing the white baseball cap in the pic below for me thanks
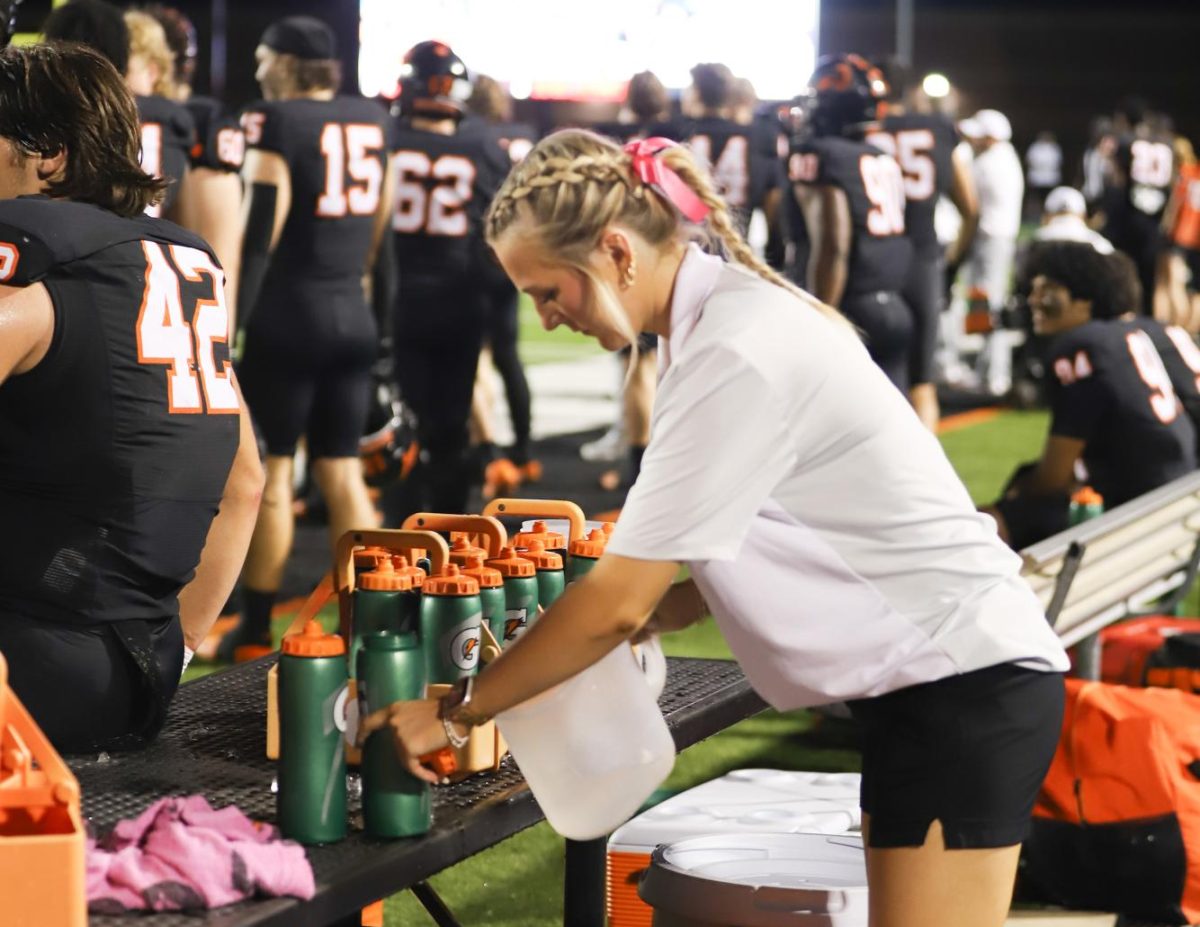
[1044,186,1086,217]
[973,109,1012,141]
[958,117,984,139]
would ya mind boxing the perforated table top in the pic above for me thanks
[74,656,764,927]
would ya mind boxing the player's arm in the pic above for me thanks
[178,168,244,332]
[1017,434,1084,496]
[236,148,291,332]
[795,182,851,307]
[946,141,979,267]
[0,282,54,384]
[177,383,264,654]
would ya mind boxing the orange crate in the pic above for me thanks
[0,651,86,926]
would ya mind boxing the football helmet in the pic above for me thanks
[398,41,471,119]
[360,376,418,489]
[800,53,889,140]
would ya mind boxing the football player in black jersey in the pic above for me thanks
[990,241,1196,549]
[1101,97,1177,315]
[788,53,914,389]
[225,16,392,660]
[146,4,245,328]
[42,1,195,222]
[682,63,782,240]
[868,58,979,429]
[388,41,511,517]
[0,44,261,750]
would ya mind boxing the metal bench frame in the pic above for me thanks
[1019,471,1200,674]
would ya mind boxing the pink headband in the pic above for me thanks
[623,137,711,224]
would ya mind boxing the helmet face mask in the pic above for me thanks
[399,40,471,119]
[803,53,890,140]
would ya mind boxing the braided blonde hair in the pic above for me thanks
[484,128,850,342]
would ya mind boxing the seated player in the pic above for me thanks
[989,241,1197,549]
[0,43,261,751]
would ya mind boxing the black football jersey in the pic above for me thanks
[242,95,389,282]
[136,94,194,217]
[591,119,687,145]
[681,116,781,236]
[1134,318,1200,439]
[0,197,238,627]
[185,95,245,173]
[1047,318,1196,507]
[868,113,958,258]
[1114,133,1175,220]
[388,119,510,280]
[787,135,912,301]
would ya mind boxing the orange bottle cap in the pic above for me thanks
[449,535,486,564]
[600,522,614,536]
[1072,486,1104,506]
[521,538,563,571]
[354,546,390,570]
[420,747,458,778]
[422,563,480,596]
[513,519,567,551]
[486,545,536,578]
[461,553,503,588]
[357,559,414,592]
[569,528,608,559]
[391,555,426,588]
[281,619,345,657]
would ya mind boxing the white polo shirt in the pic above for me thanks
[608,246,1070,710]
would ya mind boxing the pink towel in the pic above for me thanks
[87,795,316,913]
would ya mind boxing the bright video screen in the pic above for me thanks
[359,0,820,103]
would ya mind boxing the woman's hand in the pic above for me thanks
[357,698,463,784]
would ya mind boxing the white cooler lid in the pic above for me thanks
[640,833,868,927]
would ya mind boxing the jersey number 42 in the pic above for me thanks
[137,241,238,415]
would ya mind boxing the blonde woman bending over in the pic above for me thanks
[360,129,1069,927]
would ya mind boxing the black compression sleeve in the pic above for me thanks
[236,182,278,332]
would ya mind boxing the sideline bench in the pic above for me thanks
[1019,469,1200,676]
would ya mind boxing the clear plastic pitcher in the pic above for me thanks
[496,637,674,840]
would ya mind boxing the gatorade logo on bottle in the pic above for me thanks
[504,607,528,642]
[450,627,482,671]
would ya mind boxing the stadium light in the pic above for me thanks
[922,72,951,99]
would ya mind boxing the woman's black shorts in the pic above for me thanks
[847,662,1065,849]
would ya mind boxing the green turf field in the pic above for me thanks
[517,294,605,366]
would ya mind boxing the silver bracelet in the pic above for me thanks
[442,714,469,749]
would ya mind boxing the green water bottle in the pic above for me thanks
[486,546,538,645]
[358,631,432,838]
[521,539,565,609]
[1069,487,1105,526]
[567,528,608,582]
[461,553,506,647]
[350,560,413,677]
[278,620,349,845]
[419,565,482,685]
